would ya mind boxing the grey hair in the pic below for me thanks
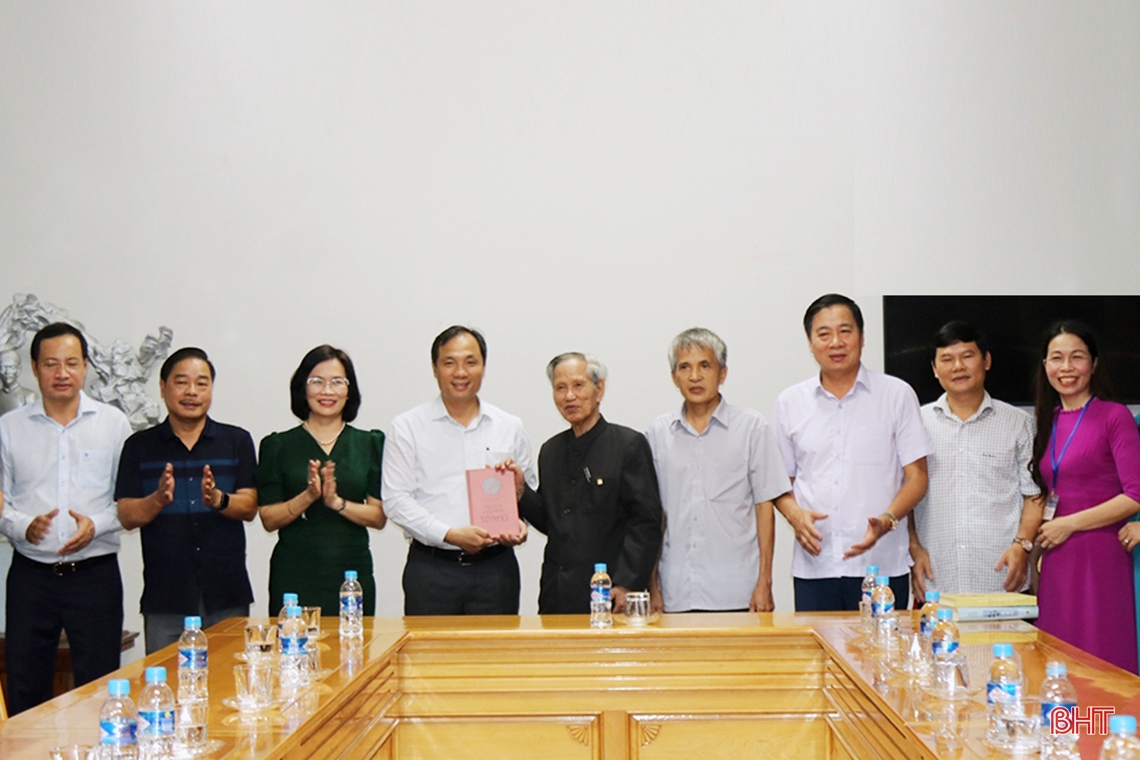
[546,352,608,385]
[668,327,727,371]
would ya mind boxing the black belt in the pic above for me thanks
[411,540,509,566]
[13,550,116,577]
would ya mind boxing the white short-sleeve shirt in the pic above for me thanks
[770,365,932,579]
[646,399,791,611]
[914,392,1039,594]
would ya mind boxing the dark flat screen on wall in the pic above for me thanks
[883,296,1140,406]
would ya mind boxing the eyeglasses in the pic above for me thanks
[306,377,350,393]
[1044,354,1091,369]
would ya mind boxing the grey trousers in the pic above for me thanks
[144,602,250,655]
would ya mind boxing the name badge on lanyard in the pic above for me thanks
[1043,399,1092,521]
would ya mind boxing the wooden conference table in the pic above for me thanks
[2,612,1140,759]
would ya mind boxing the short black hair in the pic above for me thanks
[289,344,362,422]
[930,321,990,362]
[802,294,864,337]
[160,347,216,382]
[431,325,487,365]
[31,322,89,362]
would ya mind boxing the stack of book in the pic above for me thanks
[958,618,1038,644]
[939,592,1039,622]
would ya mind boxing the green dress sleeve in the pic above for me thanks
[256,432,285,505]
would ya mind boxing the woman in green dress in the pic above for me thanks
[257,345,386,616]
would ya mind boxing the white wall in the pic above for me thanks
[1,2,1137,666]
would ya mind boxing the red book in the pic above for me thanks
[466,468,519,537]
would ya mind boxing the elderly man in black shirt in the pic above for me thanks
[510,353,662,615]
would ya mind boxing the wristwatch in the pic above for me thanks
[1012,537,1033,552]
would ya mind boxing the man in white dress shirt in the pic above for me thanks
[382,326,536,615]
[0,323,131,714]
[771,294,932,611]
[908,321,1041,597]
[646,328,791,613]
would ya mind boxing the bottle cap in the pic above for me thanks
[286,605,302,617]
[108,679,130,696]
[865,565,878,575]
[184,616,202,629]
[936,608,954,621]
[145,666,167,683]
[993,643,1014,657]
[284,593,299,605]
[1109,715,1137,735]
[875,575,889,585]
[925,591,940,602]
[1045,661,1067,677]
[594,563,607,573]
[345,570,358,580]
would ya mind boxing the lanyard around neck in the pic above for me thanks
[1050,398,1093,488]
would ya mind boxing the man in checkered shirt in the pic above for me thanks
[908,321,1042,598]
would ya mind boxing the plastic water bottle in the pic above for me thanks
[177,616,208,704]
[987,643,1023,710]
[277,592,299,652]
[99,679,139,759]
[339,570,364,639]
[870,575,896,647]
[590,563,613,629]
[280,605,311,691]
[930,608,959,660]
[138,666,175,760]
[1101,715,1140,760]
[1040,661,1079,758]
[860,565,879,635]
[919,590,941,639]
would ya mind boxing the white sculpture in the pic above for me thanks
[0,349,37,416]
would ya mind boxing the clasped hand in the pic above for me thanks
[25,508,95,555]
[304,459,343,510]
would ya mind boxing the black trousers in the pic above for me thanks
[403,544,520,616]
[793,574,910,612]
[5,551,124,715]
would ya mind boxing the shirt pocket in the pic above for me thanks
[852,423,895,466]
[586,473,617,511]
[708,461,750,505]
[78,449,114,489]
[968,448,1018,496]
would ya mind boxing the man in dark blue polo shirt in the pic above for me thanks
[115,347,258,653]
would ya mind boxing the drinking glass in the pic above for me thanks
[624,592,650,626]
[234,664,276,711]
[47,747,96,760]
[301,606,321,639]
[244,624,277,664]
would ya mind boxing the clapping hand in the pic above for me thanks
[320,460,341,509]
[304,460,322,502]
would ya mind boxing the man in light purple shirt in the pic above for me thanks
[771,294,931,611]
